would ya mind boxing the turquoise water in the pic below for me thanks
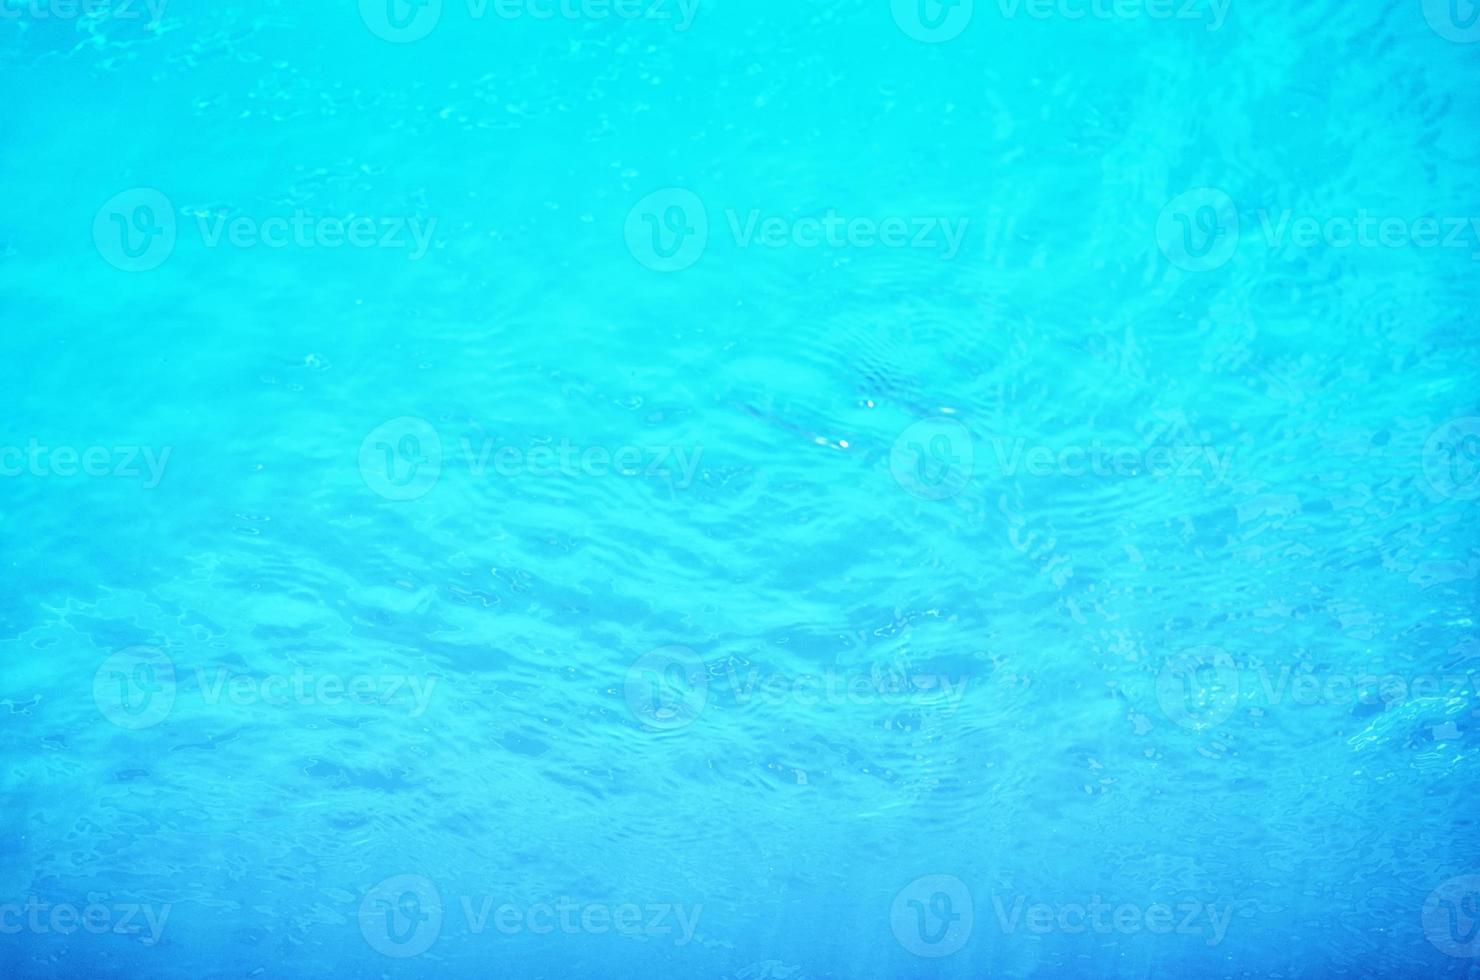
[3,0,1480,976]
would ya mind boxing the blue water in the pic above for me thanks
[3,1,1480,977]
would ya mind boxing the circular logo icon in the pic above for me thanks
[1422,417,1480,501]
[891,874,973,957]
[891,0,974,43]
[360,874,443,958]
[625,646,708,731]
[1156,187,1239,272]
[1423,875,1480,957]
[359,0,442,42]
[1156,646,1240,729]
[891,418,974,500]
[93,189,177,272]
[624,188,708,272]
[359,417,443,501]
[1422,0,1480,43]
[93,646,176,730]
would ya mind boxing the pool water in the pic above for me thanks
[2,0,1479,977]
